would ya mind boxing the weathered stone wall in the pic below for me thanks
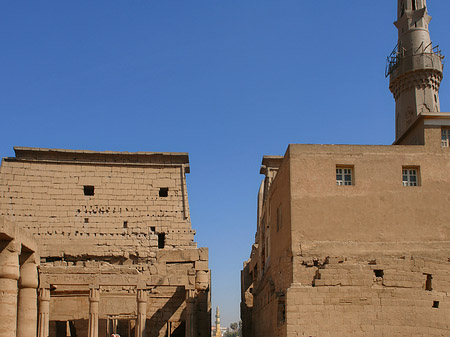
[286,254,450,337]
[0,148,194,258]
[0,148,211,337]
[242,135,450,337]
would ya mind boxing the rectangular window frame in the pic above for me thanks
[336,166,354,186]
[402,166,420,186]
[441,128,450,147]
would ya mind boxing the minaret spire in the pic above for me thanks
[387,0,444,140]
[215,306,221,337]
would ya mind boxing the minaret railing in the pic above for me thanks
[385,44,444,77]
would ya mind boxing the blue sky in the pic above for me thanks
[1,0,449,327]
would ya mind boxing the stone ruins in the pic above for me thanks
[0,148,210,337]
[241,1,450,336]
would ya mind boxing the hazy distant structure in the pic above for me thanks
[241,1,450,336]
[214,306,221,337]
[0,148,211,337]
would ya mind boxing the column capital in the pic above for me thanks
[186,289,196,301]
[137,288,147,303]
[0,239,21,280]
[19,260,39,289]
[89,287,100,303]
[39,288,50,302]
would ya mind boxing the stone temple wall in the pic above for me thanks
[0,148,195,258]
[0,147,211,337]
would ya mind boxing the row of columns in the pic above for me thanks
[0,240,197,337]
[86,288,148,337]
[26,286,192,337]
[0,240,39,337]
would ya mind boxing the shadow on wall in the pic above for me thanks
[146,286,186,337]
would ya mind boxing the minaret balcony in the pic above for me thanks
[386,45,444,81]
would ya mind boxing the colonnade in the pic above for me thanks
[0,239,198,337]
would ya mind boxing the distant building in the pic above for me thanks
[241,1,450,336]
[214,306,222,337]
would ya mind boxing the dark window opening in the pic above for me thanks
[159,188,169,197]
[123,221,128,228]
[374,270,384,278]
[150,226,156,232]
[435,94,438,103]
[277,299,286,325]
[425,274,433,291]
[84,185,95,196]
[412,0,416,10]
[84,218,89,224]
[158,233,165,249]
[432,301,439,308]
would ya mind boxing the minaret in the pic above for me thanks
[215,306,221,337]
[387,0,444,140]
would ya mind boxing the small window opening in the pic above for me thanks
[84,218,89,224]
[374,270,384,278]
[150,226,156,232]
[336,166,353,186]
[123,221,128,228]
[84,185,95,196]
[442,128,450,147]
[432,301,439,308]
[402,167,419,186]
[435,94,438,103]
[159,188,168,197]
[412,0,416,10]
[425,274,432,291]
[158,233,165,249]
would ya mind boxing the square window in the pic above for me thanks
[402,167,420,186]
[84,185,95,196]
[159,188,169,197]
[336,166,353,186]
[441,128,450,147]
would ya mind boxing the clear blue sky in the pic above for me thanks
[1,0,449,327]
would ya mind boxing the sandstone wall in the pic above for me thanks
[0,148,194,258]
[285,255,450,337]
[0,148,211,337]
[288,143,450,245]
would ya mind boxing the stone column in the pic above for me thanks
[38,288,50,337]
[88,287,100,337]
[185,290,196,337]
[17,253,39,337]
[135,289,147,337]
[0,240,21,337]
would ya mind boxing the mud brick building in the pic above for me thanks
[241,1,450,336]
[0,148,210,337]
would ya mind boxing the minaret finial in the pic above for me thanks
[387,0,444,140]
